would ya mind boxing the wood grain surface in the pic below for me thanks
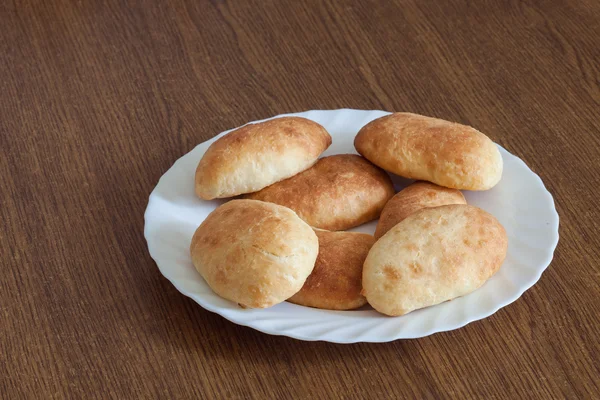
[2,0,599,398]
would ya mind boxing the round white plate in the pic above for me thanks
[144,109,559,343]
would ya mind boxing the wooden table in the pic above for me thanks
[2,1,599,398]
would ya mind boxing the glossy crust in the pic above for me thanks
[374,181,466,239]
[190,200,319,308]
[195,117,332,200]
[354,113,503,190]
[363,205,508,316]
[288,230,375,310]
[246,155,395,230]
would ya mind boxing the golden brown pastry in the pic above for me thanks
[363,204,508,316]
[288,230,375,310]
[195,117,332,200]
[190,199,318,308]
[246,154,395,230]
[354,113,503,190]
[374,181,466,239]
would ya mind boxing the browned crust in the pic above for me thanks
[363,204,508,316]
[374,181,466,239]
[190,199,319,308]
[354,113,502,190]
[195,117,332,199]
[246,154,395,230]
[288,230,375,310]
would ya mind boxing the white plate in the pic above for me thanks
[144,109,559,343]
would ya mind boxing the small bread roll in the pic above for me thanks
[195,117,332,200]
[374,181,466,239]
[246,155,395,231]
[354,113,503,190]
[190,200,318,308]
[363,205,507,316]
[288,230,375,310]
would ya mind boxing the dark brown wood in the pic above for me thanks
[1,0,599,398]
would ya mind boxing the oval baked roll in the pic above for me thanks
[246,154,395,231]
[354,113,502,190]
[374,181,466,239]
[190,200,318,308]
[288,229,375,310]
[195,117,331,200]
[363,204,507,316]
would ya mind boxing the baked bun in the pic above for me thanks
[374,181,466,239]
[195,117,332,200]
[363,204,507,316]
[190,199,318,308]
[288,230,375,310]
[246,155,395,230]
[354,113,502,190]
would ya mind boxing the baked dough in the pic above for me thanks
[288,230,375,310]
[363,204,508,316]
[190,199,318,308]
[354,113,503,190]
[246,154,395,230]
[195,117,332,200]
[374,181,466,239]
